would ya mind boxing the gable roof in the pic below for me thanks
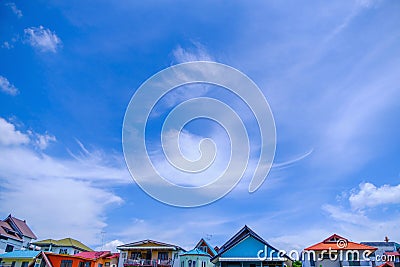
[305,234,378,251]
[181,248,210,257]
[117,239,184,251]
[5,215,37,239]
[377,263,394,267]
[0,220,22,241]
[74,251,111,260]
[211,225,286,261]
[0,250,40,259]
[32,238,93,252]
[195,238,217,257]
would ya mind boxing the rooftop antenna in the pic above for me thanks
[384,236,390,242]
[101,231,106,250]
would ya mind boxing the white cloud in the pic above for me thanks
[0,75,19,96]
[2,41,13,49]
[33,132,57,150]
[95,240,124,252]
[5,2,23,18]
[24,26,62,53]
[349,182,400,210]
[0,117,29,145]
[172,42,214,63]
[0,117,130,245]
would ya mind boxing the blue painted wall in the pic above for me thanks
[221,236,280,259]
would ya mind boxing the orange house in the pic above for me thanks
[30,251,119,267]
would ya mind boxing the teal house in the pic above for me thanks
[211,226,292,267]
[180,239,217,267]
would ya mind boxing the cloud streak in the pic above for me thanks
[24,26,62,53]
[0,76,19,96]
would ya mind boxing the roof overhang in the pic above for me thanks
[218,257,286,262]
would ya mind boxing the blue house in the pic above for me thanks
[211,226,292,267]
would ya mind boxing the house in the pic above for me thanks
[74,251,119,267]
[117,240,185,267]
[0,250,40,267]
[180,238,217,267]
[211,225,292,267]
[0,215,37,253]
[31,238,93,255]
[29,251,95,267]
[302,234,377,267]
[383,251,400,267]
[360,241,400,266]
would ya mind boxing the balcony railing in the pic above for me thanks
[124,259,171,267]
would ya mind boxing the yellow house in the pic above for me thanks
[0,251,40,267]
[117,240,184,267]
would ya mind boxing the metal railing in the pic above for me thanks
[123,259,171,267]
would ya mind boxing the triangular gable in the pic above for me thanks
[219,235,279,259]
[323,234,347,243]
[195,238,217,257]
[212,225,285,261]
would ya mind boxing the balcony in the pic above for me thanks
[123,259,172,267]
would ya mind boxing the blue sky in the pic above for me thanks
[1,0,400,253]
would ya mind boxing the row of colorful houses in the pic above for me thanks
[1,215,399,267]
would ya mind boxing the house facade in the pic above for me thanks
[117,240,184,267]
[180,238,217,267]
[211,225,292,267]
[31,238,93,255]
[360,242,400,266]
[0,215,37,253]
[302,234,377,267]
[0,250,40,267]
[74,251,119,267]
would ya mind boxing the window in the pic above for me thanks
[122,253,127,259]
[59,249,68,254]
[192,261,196,267]
[11,261,16,267]
[202,262,206,267]
[131,252,141,260]
[5,244,14,252]
[105,263,110,267]
[85,262,91,267]
[158,252,168,261]
[79,262,85,267]
[181,261,185,267]
[74,250,80,255]
[60,260,73,267]
[22,262,29,267]
[98,264,103,267]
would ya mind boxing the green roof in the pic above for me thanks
[32,238,93,252]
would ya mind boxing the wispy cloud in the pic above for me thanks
[172,42,214,63]
[0,75,19,96]
[0,117,130,245]
[24,26,62,53]
[5,2,23,18]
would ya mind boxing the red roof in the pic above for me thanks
[106,253,119,259]
[5,214,37,239]
[304,234,377,251]
[74,251,111,260]
[385,251,400,256]
[0,220,22,241]
[377,262,394,267]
